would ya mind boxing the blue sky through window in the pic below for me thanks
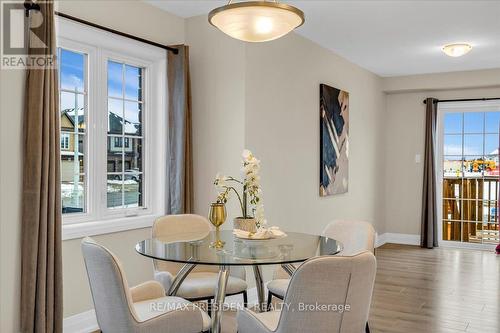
[464,112,484,133]
[125,65,142,100]
[444,112,500,157]
[60,49,84,92]
[107,61,143,101]
[108,61,122,98]
[107,61,142,137]
[486,112,500,133]
[444,113,462,134]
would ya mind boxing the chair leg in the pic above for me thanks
[207,298,212,317]
[365,322,370,333]
[266,291,273,311]
[243,291,248,308]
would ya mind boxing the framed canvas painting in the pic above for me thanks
[320,84,349,196]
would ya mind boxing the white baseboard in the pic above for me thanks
[376,232,497,251]
[63,309,98,333]
[440,240,496,250]
[374,232,386,247]
[376,232,420,247]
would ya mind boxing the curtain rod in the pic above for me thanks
[423,97,500,104]
[23,2,178,54]
[54,12,179,54]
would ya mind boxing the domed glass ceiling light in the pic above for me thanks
[208,1,305,42]
[442,43,472,57]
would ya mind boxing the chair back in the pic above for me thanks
[152,214,218,274]
[323,220,375,255]
[273,220,376,280]
[81,237,138,332]
[277,252,376,333]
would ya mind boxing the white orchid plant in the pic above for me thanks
[214,149,267,229]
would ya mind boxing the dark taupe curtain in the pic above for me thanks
[421,98,438,248]
[20,2,63,332]
[167,45,193,214]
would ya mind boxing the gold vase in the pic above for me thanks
[208,203,227,249]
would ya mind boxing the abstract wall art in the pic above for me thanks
[320,84,349,196]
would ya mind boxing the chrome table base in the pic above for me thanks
[167,263,270,333]
[167,263,196,296]
[253,266,265,312]
[212,265,229,333]
[281,263,296,276]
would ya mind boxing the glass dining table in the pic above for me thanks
[136,230,343,333]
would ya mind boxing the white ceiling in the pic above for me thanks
[146,1,500,77]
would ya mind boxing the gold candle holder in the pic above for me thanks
[209,202,227,249]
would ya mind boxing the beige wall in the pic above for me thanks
[185,15,265,285]
[185,16,387,236]
[244,34,387,236]
[185,16,246,221]
[383,78,500,235]
[382,68,500,93]
[0,66,25,333]
[185,17,387,283]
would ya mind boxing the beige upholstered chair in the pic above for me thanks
[322,220,376,255]
[152,214,248,308]
[237,252,377,333]
[267,220,376,305]
[81,237,210,333]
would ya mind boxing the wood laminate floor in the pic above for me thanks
[369,244,499,333]
[96,244,499,333]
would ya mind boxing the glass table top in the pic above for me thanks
[136,230,343,266]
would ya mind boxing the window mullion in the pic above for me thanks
[121,63,126,208]
[461,112,464,243]
[95,49,106,221]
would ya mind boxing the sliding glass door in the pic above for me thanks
[439,101,500,246]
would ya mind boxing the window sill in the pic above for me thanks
[62,214,160,241]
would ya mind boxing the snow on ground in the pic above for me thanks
[61,183,83,198]
[107,179,138,185]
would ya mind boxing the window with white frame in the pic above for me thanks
[106,60,144,209]
[59,48,87,214]
[60,133,70,150]
[439,101,500,246]
[57,18,166,236]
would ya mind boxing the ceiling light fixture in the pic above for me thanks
[442,43,472,57]
[208,1,305,43]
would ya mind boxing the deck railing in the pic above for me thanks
[443,176,499,244]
